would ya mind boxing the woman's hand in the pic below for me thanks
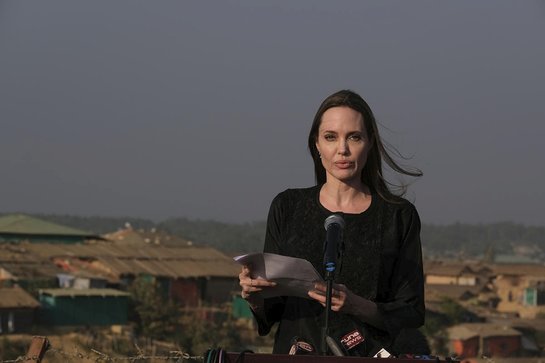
[307,282,355,314]
[308,282,385,330]
[238,266,276,303]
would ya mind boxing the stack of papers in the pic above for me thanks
[234,252,323,299]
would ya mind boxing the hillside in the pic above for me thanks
[2,213,544,260]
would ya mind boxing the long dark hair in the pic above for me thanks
[307,89,422,202]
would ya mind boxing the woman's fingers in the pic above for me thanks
[307,283,347,311]
[239,266,276,300]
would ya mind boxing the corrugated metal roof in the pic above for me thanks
[448,323,521,340]
[0,214,98,237]
[0,262,61,279]
[0,244,63,279]
[425,261,487,276]
[98,256,239,278]
[425,284,484,302]
[21,242,240,278]
[104,228,191,246]
[0,286,40,308]
[0,243,41,263]
[488,263,545,277]
[39,288,130,297]
[24,242,231,260]
[104,229,148,246]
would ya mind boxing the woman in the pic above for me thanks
[239,90,425,356]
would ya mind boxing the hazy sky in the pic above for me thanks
[1,1,544,225]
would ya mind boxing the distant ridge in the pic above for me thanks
[1,213,544,260]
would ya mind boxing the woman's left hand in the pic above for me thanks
[308,282,386,330]
[308,282,354,313]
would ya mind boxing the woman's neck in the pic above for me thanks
[319,180,371,214]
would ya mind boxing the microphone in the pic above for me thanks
[288,337,316,355]
[326,336,345,356]
[323,214,345,274]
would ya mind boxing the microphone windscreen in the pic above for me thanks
[324,214,345,230]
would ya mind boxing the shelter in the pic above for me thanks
[0,286,40,333]
[38,288,129,326]
[0,214,103,244]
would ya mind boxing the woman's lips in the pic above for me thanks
[334,161,353,169]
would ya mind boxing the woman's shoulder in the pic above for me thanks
[266,186,320,231]
[376,194,420,220]
[272,185,319,202]
[269,185,320,214]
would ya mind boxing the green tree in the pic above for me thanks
[129,276,181,340]
[176,312,243,355]
[422,298,481,355]
[0,337,27,361]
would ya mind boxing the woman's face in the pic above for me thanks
[315,106,372,185]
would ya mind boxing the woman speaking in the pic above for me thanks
[239,90,425,356]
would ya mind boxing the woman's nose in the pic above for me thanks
[338,140,349,155]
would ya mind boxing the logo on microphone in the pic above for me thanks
[340,329,364,350]
[288,337,315,355]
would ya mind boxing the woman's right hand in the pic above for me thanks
[239,265,276,303]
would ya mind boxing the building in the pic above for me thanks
[490,264,545,318]
[0,286,40,333]
[38,288,130,326]
[425,260,492,286]
[0,214,103,244]
[448,323,522,358]
[0,243,61,290]
[23,237,240,307]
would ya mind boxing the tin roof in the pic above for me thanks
[0,214,99,238]
[425,284,484,303]
[98,256,239,278]
[39,288,130,297]
[425,261,492,277]
[0,262,62,279]
[23,242,239,278]
[0,244,62,279]
[0,286,40,308]
[487,263,545,277]
[448,323,521,340]
[104,228,191,246]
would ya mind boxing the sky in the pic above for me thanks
[1,1,544,226]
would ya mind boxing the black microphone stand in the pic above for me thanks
[321,215,344,356]
[321,266,335,356]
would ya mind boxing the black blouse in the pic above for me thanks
[256,185,425,354]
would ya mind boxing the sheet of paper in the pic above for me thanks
[234,252,324,299]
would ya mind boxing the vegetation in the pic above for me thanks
[159,217,266,253]
[0,337,27,360]
[421,297,482,355]
[126,277,246,355]
[17,213,545,259]
[422,222,545,260]
[128,277,181,340]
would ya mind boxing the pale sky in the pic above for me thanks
[1,1,544,225]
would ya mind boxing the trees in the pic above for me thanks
[128,277,180,340]
[127,277,244,355]
[421,297,482,355]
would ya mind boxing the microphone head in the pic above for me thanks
[324,214,345,230]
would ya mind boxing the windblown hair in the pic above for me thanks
[307,89,422,202]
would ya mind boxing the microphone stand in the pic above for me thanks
[321,268,335,356]
[321,215,344,356]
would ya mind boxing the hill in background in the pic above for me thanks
[1,213,544,261]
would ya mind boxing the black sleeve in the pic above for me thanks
[264,192,285,255]
[253,192,288,336]
[375,203,425,338]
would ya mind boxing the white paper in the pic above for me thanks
[234,252,324,299]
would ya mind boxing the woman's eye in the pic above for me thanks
[324,134,336,141]
[349,134,362,141]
